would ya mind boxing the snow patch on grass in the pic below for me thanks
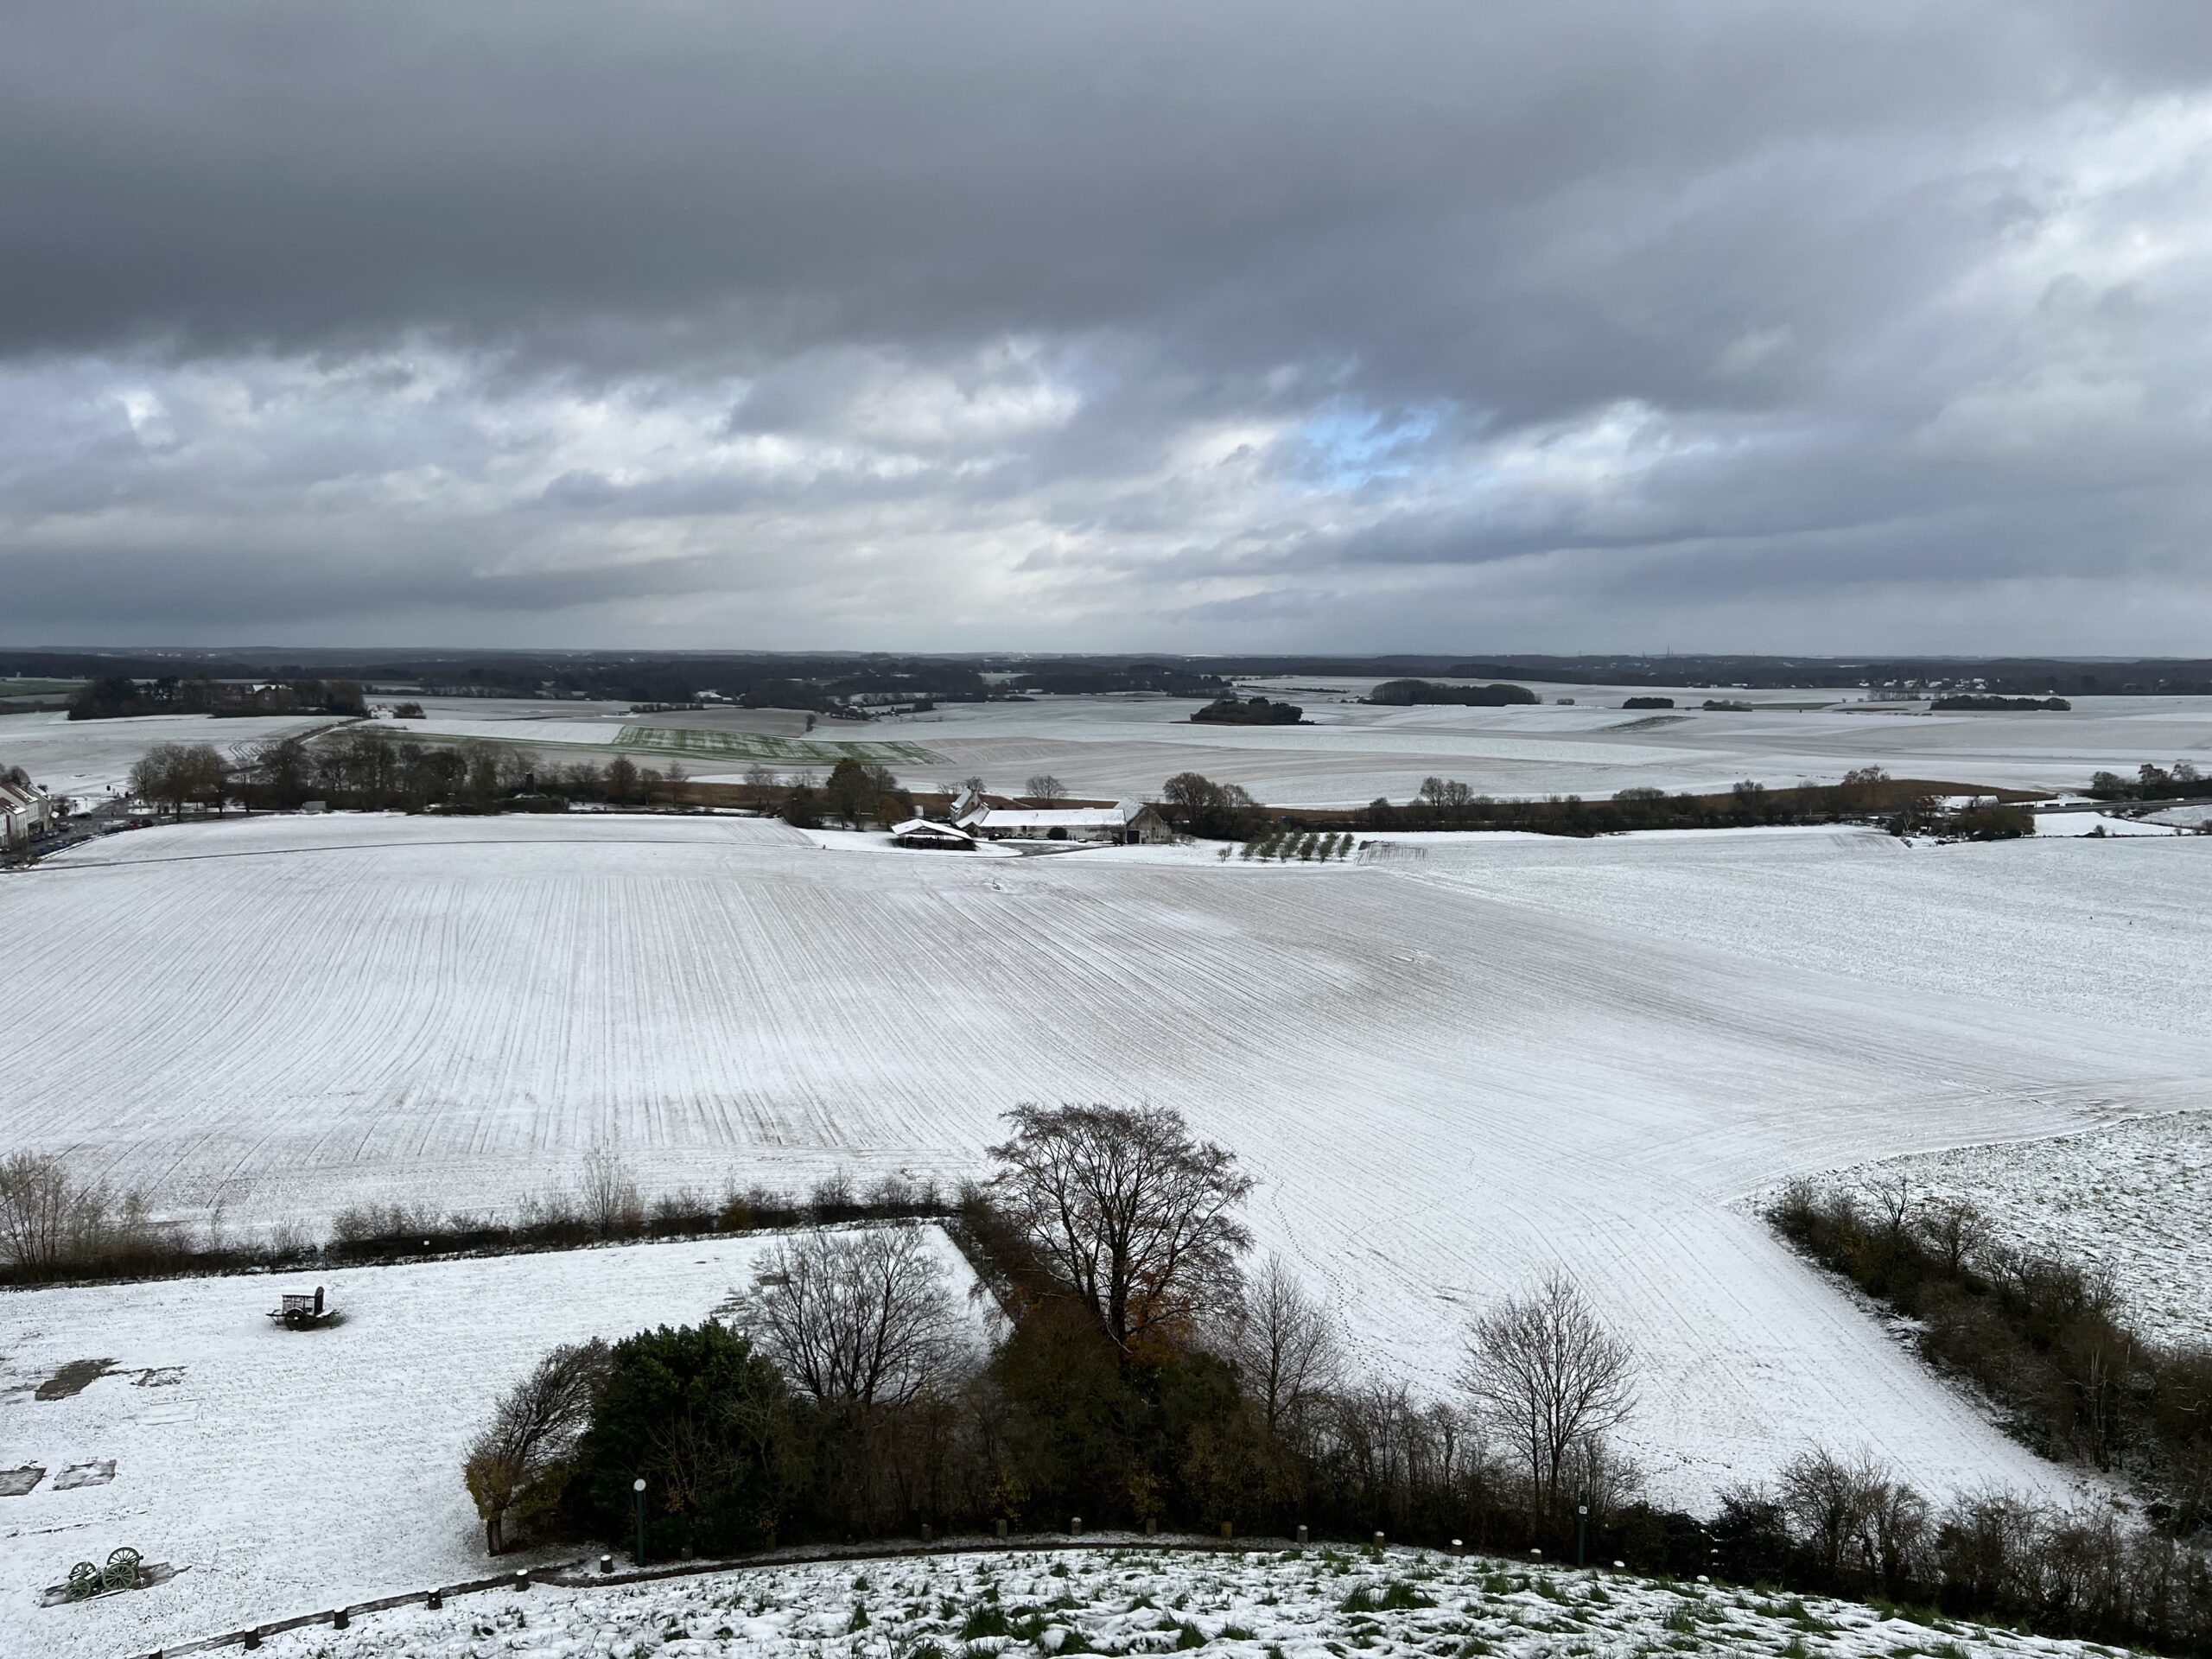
[248,1545,2127,1659]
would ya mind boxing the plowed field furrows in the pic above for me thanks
[6,814,2207,1505]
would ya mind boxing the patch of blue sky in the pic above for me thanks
[1291,398,1453,491]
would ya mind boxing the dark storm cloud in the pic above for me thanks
[0,1,2208,649]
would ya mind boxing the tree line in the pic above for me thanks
[0,1147,950,1287]
[461,1106,2212,1654]
[71,674,365,721]
[2088,762,2206,803]
[1770,1179,2212,1529]
[276,729,694,812]
[1149,767,2032,842]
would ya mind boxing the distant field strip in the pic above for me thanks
[375,720,943,766]
[0,677,84,696]
[613,724,945,765]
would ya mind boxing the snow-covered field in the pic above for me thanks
[240,1544,2134,1659]
[7,813,2207,1524]
[10,682,2212,809]
[2031,810,2183,837]
[1812,1112,2212,1350]
[0,709,334,799]
[849,686,2212,807]
[0,1227,982,1659]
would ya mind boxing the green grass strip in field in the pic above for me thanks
[613,726,944,765]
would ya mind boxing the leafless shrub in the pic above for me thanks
[807,1169,857,1219]
[517,1185,583,1234]
[1917,1197,1989,1274]
[464,1338,611,1553]
[330,1199,446,1246]
[578,1147,643,1238]
[1460,1269,1636,1512]
[266,1217,319,1260]
[1777,1446,1930,1586]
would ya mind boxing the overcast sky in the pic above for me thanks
[3,3,2208,654]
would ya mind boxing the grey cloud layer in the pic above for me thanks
[1,2,2208,648]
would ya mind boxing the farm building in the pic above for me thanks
[890,817,977,851]
[0,771,56,849]
[955,796,1171,844]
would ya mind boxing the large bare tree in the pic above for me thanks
[1230,1253,1344,1436]
[742,1224,960,1408]
[1459,1270,1635,1510]
[988,1103,1253,1355]
[1025,773,1067,807]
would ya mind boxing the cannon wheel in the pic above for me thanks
[67,1561,100,1600]
[103,1546,141,1592]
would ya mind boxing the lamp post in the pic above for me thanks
[633,1478,648,1567]
[1576,1500,1589,1569]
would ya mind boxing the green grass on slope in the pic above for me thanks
[613,725,945,765]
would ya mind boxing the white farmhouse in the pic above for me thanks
[954,795,1171,845]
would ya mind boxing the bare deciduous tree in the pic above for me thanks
[1025,773,1067,806]
[0,1152,86,1273]
[578,1147,643,1239]
[463,1338,610,1553]
[1230,1254,1343,1435]
[1868,1172,1915,1241]
[0,1152,149,1274]
[988,1103,1253,1354]
[742,1225,960,1409]
[742,762,778,809]
[1919,1198,1988,1274]
[1460,1270,1635,1511]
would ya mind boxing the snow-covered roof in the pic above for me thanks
[957,798,1150,831]
[891,817,976,842]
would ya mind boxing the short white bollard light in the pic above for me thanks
[1071,1515,1083,1536]
[1296,1525,1309,1546]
